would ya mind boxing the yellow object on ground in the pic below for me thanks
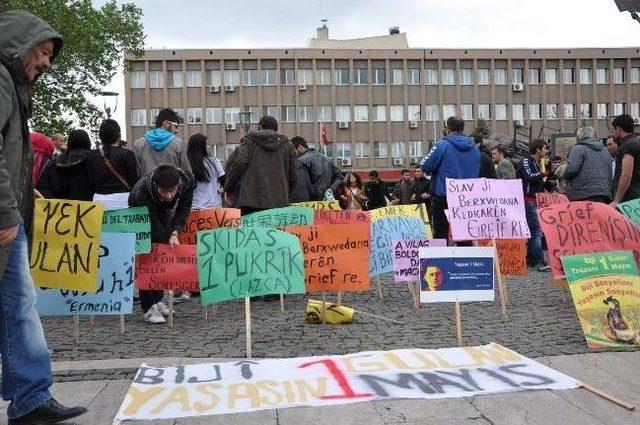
[305,299,355,324]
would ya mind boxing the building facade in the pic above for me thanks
[124,30,640,178]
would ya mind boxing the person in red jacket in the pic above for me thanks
[29,132,54,185]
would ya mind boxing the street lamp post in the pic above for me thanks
[100,91,119,119]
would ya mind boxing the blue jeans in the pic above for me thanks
[525,201,545,266]
[1,224,52,418]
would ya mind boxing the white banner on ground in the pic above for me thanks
[114,343,579,422]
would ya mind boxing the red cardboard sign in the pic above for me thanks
[535,192,568,209]
[314,209,371,226]
[179,208,241,244]
[135,244,198,292]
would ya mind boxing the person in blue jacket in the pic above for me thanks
[421,116,480,242]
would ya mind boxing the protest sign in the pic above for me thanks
[197,228,305,304]
[479,239,527,276]
[102,207,151,254]
[561,250,640,348]
[392,239,447,282]
[370,204,432,238]
[370,215,427,276]
[538,201,640,278]
[179,208,241,244]
[114,343,579,421]
[136,244,199,292]
[35,233,135,316]
[292,200,341,210]
[419,246,495,302]
[284,224,370,292]
[535,192,569,209]
[241,206,313,228]
[30,199,104,292]
[314,209,370,226]
[617,198,640,226]
[445,178,530,241]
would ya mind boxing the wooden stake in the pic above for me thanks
[355,309,404,324]
[455,302,463,346]
[119,314,125,334]
[407,282,419,310]
[321,292,327,324]
[87,315,94,330]
[245,297,252,358]
[204,306,208,320]
[579,382,635,411]
[168,290,174,328]
[280,294,285,313]
[336,291,343,306]
[376,276,383,299]
[492,238,508,319]
[73,315,79,355]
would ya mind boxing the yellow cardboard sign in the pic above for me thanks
[370,204,432,238]
[30,199,104,291]
[291,200,341,210]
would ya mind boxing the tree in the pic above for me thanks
[0,0,145,135]
[471,118,491,139]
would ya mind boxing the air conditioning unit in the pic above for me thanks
[298,84,307,91]
[341,158,352,167]
[392,158,404,166]
[208,86,220,93]
[409,157,421,165]
[409,121,418,128]
[225,122,236,131]
[338,121,349,129]
[512,83,524,92]
[224,85,235,93]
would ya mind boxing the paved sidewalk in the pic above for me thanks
[2,351,639,424]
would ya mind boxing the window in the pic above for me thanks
[150,108,160,123]
[261,69,277,85]
[316,69,331,85]
[546,104,559,119]
[478,104,490,120]
[425,69,438,85]
[494,68,507,85]
[425,104,439,121]
[579,68,591,84]
[390,105,404,121]
[391,69,403,85]
[187,107,203,124]
[564,103,575,119]
[206,107,222,124]
[391,141,405,158]
[320,145,333,157]
[373,141,388,158]
[441,69,455,85]
[149,71,163,88]
[354,68,368,85]
[334,142,351,159]
[224,70,239,86]
[355,141,370,158]
[545,69,558,85]
[495,104,507,120]
[248,106,260,123]
[614,103,625,115]
[596,68,607,84]
[167,70,182,88]
[316,106,332,122]
[242,69,258,86]
[335,105,351,122]
[512,104,524,122]
[225,107,240,123]
[563,68,575,84]
[613,67,624,84]
[529,104,541,120]
[476,69,490,85]
[131,109,146,126]
[580,103,592,118]
[225,144,239,160]
[631,68,640,83]
[408,141,422,157]
[597,103,608,119]
[171,108,183,122]
[186,70,201,87]
[442,104,456,119]
[265,105,279,120]
[298,106,314,122]
[280,69,295,85]
[372,68,386,85]
[528,68,540,85]
[407,68,420,85]
[631,103,640,119]
[459,68,473,85]
[354,105,369,122]
[408,105,421,121]
[371,105,386,121]
[211,145,223,160]
[130,71,145,88]
[335,68,349,85]
[460,104,473,120]
[512,68,523,84]
[207,70,221,86]
[297,69,314,85]
[281,106,296,122]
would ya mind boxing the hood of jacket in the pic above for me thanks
[145,128,176,151]
[53,149,91,170]
[246,129,289,151]
[578,138,604,151]
[30,131,54,156]
[446,133,476,152]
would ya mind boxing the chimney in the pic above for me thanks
[389,26,400,35]
[317,19,329,40]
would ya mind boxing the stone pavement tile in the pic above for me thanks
[277,401,384,425]
[80,379,130,425]
[174,409,277,424]
[373,398,480,424]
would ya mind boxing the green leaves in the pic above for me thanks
[471,118,491,139]
[0,0,145,134]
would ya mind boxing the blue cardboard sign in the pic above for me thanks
[370,216,427,277]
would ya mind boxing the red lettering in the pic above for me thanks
[298,359,373,400]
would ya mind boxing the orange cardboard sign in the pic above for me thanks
[179,208,241,244]
[135,244,198,292]
[314,209,371,226]
[478,239,527,276]
[535,192,568,209]
[284,223,370,292]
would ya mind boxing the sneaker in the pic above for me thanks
[537,264,551,272]
[143,305,166,324]
[155,301,173,317]
[173,291,191,303]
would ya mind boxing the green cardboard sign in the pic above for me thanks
[617,199,640,226]
[101,207,151,254]
[561,250,639,282]
[240,206,314,228]
[197,227,305,304]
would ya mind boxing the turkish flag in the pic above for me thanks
[320,121,330,145]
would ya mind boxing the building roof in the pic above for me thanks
[308,32,409,49]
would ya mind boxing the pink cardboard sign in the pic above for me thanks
[392,238,447,282]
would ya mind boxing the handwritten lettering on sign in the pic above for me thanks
[478,239,528,276]
[114,343,579,421]
[537,201,640,278]
[241,206,313,228]
[392,238,447,282]
[314,209,371,226]
[179,208,241,244]
[535,192,569,209]
[370,215,427,277]
[136,244,199,292]
[292,200,341,210]
[445,178,530,241]
[102,207,151,254]
[284,224,370,292]
[370,204,432,238]
[617,198,640,226]
[197,228,305,304]
[30,199,104,291]
[35,233,136,316]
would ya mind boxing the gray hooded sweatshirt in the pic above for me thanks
[0,11,62,275]
[563,138,613,201]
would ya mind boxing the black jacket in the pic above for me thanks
[297,148,343,200]
[365,180,388,209]
[86,145,138,194]
[37,149,94,201]
[290,160,318,202]
[412,176,431,203]
[479,148,497,179]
